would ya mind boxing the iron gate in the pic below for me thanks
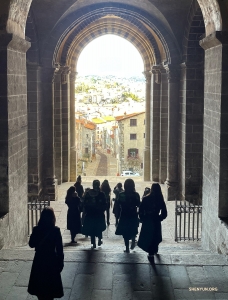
[175,200,202,241]
[28,195,50,235]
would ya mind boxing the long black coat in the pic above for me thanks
[115,191,140,240]
[112,186,124,217]
[74,182,84,199]
[137,193,167,253]
[65,195,82,234]
[28,226,64,298]
[82,189,107,237]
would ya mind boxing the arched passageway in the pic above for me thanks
[0,0,228,256]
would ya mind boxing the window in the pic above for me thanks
[144,133,145,138]
[130,119,137,126]
[144,119,145,125]
[130,134,137,140]
[128,148,138,157]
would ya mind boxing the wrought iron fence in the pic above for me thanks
[175,200,202,241]
[28,195,50,235]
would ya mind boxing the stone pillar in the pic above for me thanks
[159,68,168,183]
[143,71,152,181]
[42,67,57,200]
[200,32,228,253]
[70,72,77,182]
[0,34,30,248]
[61,67,71,182]
[165,65,180,200]
[150,67,161,181]
[53,66,63,185]
[27,63,42,200]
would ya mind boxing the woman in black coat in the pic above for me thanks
[115,179,140,253]
[28,207,64,300]
[82,180,107,248]
[113,182,123,226]
[137,183,167,262]
[101,179,111,225]
[65,186,82,243]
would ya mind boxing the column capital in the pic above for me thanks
[164,64,181,83]
[151,65,162,84]
[0,33,30,52]
[200,31,228,50]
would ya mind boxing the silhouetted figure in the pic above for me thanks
[65,186,82,243]
[143,187,151,198]
[74,175,84,199]
[138,183,167,263]
[101,179,111,225]
[113,182,124,226]
[28,207,64,300]
[82,180,107,248]
[115,179,140,253]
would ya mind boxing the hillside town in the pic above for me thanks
[75,75,146,176]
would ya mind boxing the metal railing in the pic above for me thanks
[175,200,202,242]
[28,195,50,235]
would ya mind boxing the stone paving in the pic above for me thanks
[1,166,228,299]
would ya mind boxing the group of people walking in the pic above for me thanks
[27,176,167,299]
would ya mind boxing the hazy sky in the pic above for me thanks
[77,35,144,77]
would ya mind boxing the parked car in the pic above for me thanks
[121,171,140,176]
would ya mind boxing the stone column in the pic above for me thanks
[143,71,152,181]
[159,68,168,183]
[200,31,228,253]
[42,67,57,200]
[70,72,77,182]
[53,65,63,185]
[165,65,180,200]
[0,34,30,248]
[150,66,161,181]
[61,66,71,182]
[27,63,42,200]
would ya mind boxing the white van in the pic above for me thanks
[121,171,140,176]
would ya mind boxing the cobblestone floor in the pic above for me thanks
[1,153,228,299]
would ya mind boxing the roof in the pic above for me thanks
[75,118,96,130]
[115,112,145,121]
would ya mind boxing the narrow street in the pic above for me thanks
[85,147,118,177]
[95,149,108,176]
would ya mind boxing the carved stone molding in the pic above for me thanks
[142,70,151,84]
[200,31,228,50]
[70,71,78,82]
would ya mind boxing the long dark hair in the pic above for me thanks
[101,179,111,193]
[38,207,56,228]
[150,183,163,199]
[124,178,135,193]
[66,186,76,198]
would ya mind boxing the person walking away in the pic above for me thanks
[65,186,82,243]
[113,182,123,226]
[115,179,140,253]
[74,175,84,199]
[82,180,107,248]
[28,207,64,300]
[101,179,111,225]
[137,183,167,263]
